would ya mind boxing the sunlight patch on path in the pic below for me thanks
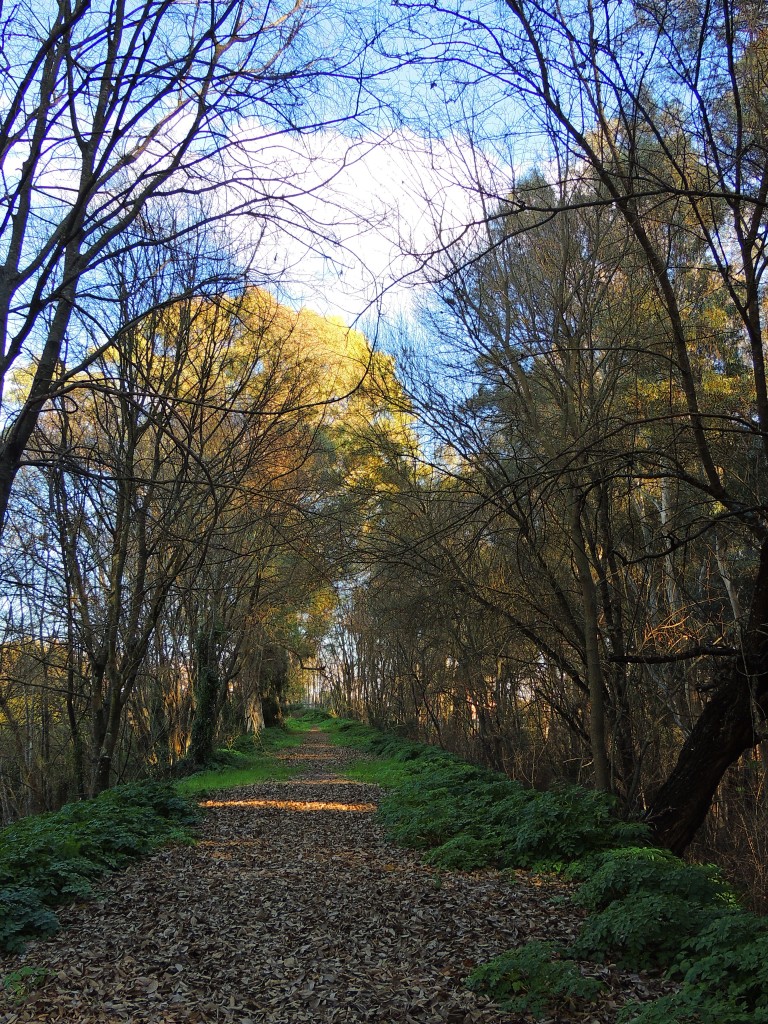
[200,797,377,812]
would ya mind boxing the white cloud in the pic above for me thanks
[219,126,512,323]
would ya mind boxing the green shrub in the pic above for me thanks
[620,985,768,1024]
[573,847,735,913]
[569,847,738,970]
[426,833,506,870]
[616,912,768,1022]
[572,891,724,969]
[0,887,60,953]
[324,721,764,1024]
[230,734,264,753]
[466,941,604,1018]
[377,768,646,870]
[88,780,198,821]
[379,792,468,848]
[284,705,333,722]
[619,988,767,1024]
[0,781,197,951]
[502,786,648,866]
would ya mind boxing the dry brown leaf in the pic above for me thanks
[0,731,674,1024]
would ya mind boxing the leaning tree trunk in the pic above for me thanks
[649,540,768,854]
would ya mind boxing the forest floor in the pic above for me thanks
[0,731,670,1024]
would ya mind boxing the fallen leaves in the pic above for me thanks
[0,733,674,1024]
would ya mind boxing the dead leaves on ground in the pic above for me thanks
[1,734,671,1023]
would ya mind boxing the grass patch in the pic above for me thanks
[175,727,302,796]
[342,757,417,789]
[284,706,337,732]
[320,717,381,747]
[175,761,298,796]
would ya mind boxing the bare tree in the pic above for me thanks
[0,0,372,533]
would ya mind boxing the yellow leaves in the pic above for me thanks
[233,289,371,405]
[700,370,753,407]
[630,365,752,418]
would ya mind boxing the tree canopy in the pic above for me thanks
[2,0,768,875]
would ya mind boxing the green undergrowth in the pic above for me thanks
[320,717,768,1023]
[466,941,605,1017]
[324,718,647,867]
[2,965,50,1004]
[175,727,302,797]
[284,705,337,731]
[0,726,307,959]
[0,781,198,954]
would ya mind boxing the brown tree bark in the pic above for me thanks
[649,540,768,853]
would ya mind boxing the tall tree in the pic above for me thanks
[397,0,768,850]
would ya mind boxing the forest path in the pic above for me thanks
[3,731,609,1023]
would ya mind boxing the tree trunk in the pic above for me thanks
[246,692,265,733]
[649,540,768,853]
[261,695,284,728]
[649,669,759,854]
[570,496,611,791]
[187,626,222,767]
[66,665,87,801]
[258,644,288,728]
[93,696,122,795]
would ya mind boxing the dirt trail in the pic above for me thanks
[0,731,626,1023]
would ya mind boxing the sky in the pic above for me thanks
[0,0,526,382]
[223,125,512,328]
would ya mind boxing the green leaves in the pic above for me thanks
[0,782,197,952]
[0,888,60,954]
[574,892,721,970]
[425,834,505,870]
[332,724,652,872]
[619,912,768,1023]
[375,749,648,870]
[573,847,736,915]
[566,847,738,969]
[466,941,604,1017]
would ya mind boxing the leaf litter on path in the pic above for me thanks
[0,731,672,1023]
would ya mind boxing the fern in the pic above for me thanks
[573,847,736,913]
[0,781,197,951]
[0,887,60,953]
[426,833,505,870]
[619,988,766,1024]
[573,892,731,969]
[467,941,604,1018]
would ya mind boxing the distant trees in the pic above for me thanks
[0,278,409,806]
